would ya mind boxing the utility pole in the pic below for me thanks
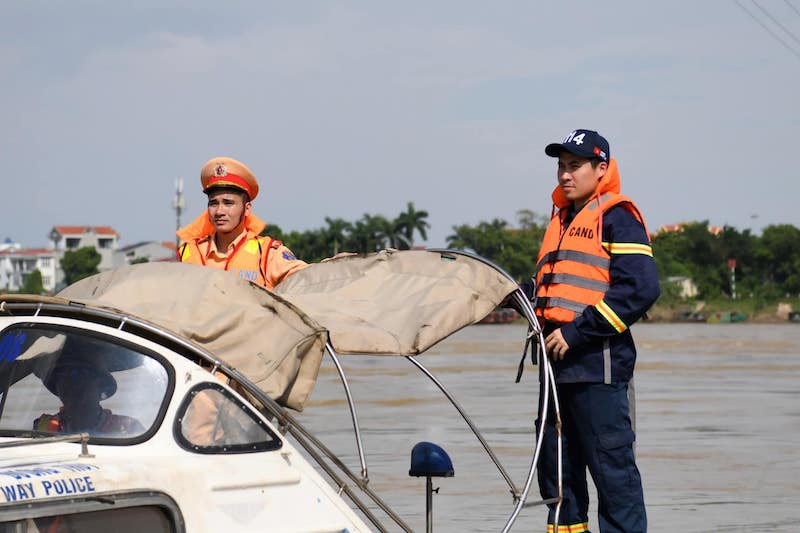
[728,258,737,300]
[173,177,185,248]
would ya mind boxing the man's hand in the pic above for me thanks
[545,328,570,361]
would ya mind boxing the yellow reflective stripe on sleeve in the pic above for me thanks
[180,244,191,261]
[596,300,627,333]
[601,242,653,256]
[547,522,590,533]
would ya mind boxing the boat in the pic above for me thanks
[0,249,561,532]
[478,307,519,324]
[707,310,747,323]
[671,309,707,323]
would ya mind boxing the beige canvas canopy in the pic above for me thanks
[4,250,517,409]
[275,249,519,355]
[55,262,327,411]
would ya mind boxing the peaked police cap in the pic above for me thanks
[200,156,260,201]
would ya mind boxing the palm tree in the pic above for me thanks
[323,217,353,256]
[350,214,393,254]
[393,202,430,250]
[446,218,509,257]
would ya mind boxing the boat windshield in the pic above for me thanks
[0,325,170,441]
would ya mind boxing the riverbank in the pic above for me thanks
[495,298,800,324]
[647,298,800,324]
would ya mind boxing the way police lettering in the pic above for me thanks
[41,476,95,497]
[568,226,594,239]
[0,476,96,502]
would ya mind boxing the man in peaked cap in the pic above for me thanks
[176,156,307,290]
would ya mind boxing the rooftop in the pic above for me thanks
[53,225,119,236]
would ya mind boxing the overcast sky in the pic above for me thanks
[2,1,799,249]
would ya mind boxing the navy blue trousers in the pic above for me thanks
[536,381,646,533]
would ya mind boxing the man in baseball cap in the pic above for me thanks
[176,156,307,290]
[529,128,659,533]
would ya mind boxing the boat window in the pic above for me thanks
[0,326,171,442]
[175,382,281,454]
[0,505,177,533]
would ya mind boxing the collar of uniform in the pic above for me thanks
[206,228,252,259]
[177,211,267,243]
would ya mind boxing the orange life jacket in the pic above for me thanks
[177,232,278,288]
[535,158,649,325]
[176,208,294,289]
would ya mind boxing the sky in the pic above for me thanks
[2,1,799,249]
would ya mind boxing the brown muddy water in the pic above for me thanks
[293,323,800,532]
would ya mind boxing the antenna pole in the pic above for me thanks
[173,177,185,248]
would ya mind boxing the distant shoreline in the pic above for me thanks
[492,301,800,325]
[646,302,798,324]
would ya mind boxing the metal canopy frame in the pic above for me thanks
[297,249,564,531]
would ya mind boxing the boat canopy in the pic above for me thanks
[3,250,518,409]
[275,249,519,355]
[53,262,327,411]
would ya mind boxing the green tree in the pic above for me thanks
[21,269,44,295]
[652,230,694,279]
[651,221,790,299]
[516,209,549,233]
[446,211,546,282]
[349,214,393,254]
[322,217,353,256]
[447,218,510,259]
[261,223,286,242]
[302,228,335,261]
[652,221,727,298]
[756,224,800,296]
[61,247,101,286]
[393,202,430,250]
[130,257,149,265]
[682,222,724,296]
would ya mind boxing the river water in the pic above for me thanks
[294,323,800,532]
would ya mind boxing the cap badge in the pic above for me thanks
[213,164,228,177]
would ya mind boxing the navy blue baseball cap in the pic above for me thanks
[545,129,610,162]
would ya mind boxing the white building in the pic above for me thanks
[113,241,177,267]
[666,276,699,299]
[1,229,177,293]
[43,226,121,289]
[48,226,120,270]
[0,247,59,293]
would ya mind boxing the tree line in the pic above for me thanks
[262,202,431,261]
[270,206,799,303]
[16,202,800,303]
[649,221,800,302]
[445,217,800,302]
